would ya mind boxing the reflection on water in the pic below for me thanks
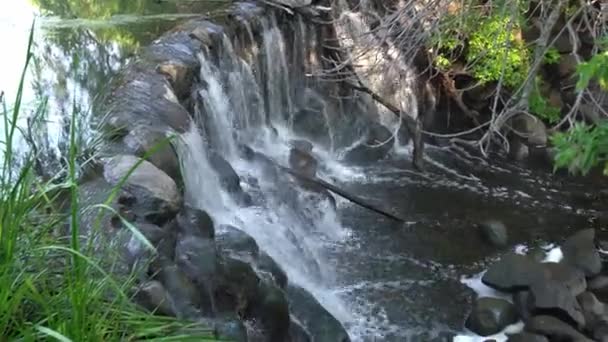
[0,0,228,165]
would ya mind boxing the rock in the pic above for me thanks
[578,292,607,331]
[479,220,508,247]
[511,114,547,147]
[197,315,248,342]
[157,60,196,100]
[290,139,314,153]
[580,103,602,124]
[176,205,215,239]
[506,332,549,342]
[272,0,312,7]
[343,122,394,163]
[289,148,318,178]
[592,321,608,342]
[482,253,544,292]
[290,318,312,342]
[174,233,218,314]
[589,276,608,302]
[293,88,331,147]
[509,138,530,162]
[528,279,586,328]
[103,155,181,223]
[103,71,192,134]
[123,125,180,180]
[216,257,261,314]
[216,225,259,261]
[249,281,291,342]
[257,251,288,289]
[514,291,532,322]
[541,263,587,296]
[525,315,593,341]
[562,228,602,277]
[286,285,350,342]
[157,263,202,319]
[465,297,519,336]
[134,280,177,317]
[208,151,242,194]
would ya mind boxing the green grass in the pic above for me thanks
[0,22,217,341]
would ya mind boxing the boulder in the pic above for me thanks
[134,280,178,317]
[216,257,261,314]
[248,281,291,341]
[286,285,350,342]
[562,229,602,277]
[506,332,549,342]
[157,263,203,319]
[465,297,519,336]
[257,251,288,289]
[103,71,192,134]
[478,220,508,247]
[528,279,586,328]
[216,225,259,261]
[157,60,196,100]
[208,151,242,194]
[290,318,312,342]
[578,292,608,331]
[514,291,532,322]
[123,125,180,180]
[103,155,181,224]
[541,263,587,296]
[289,148,318,178]
[176,205,215,239]
[482,253,544,292]
[525,315,593,341]
[511,114,547,147]
[343,122,394,163]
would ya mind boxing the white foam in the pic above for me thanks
[453,322,524,342]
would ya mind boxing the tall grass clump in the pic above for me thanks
[0,22,217,341]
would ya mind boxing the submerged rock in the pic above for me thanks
[562,228,601,277]
[465,297,518,336]
[478,220,508,247]
[103,155,181,223]
[482,253,543,292]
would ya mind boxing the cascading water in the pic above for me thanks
[173,16,370,340]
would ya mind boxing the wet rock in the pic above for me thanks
[482,253,544,292]
[541,263,587,296]
[249,281,291,341]
[514,291,532,322]
[290,318,312,342]
[589,276,608,291]
[209,151,242,194]
[196,314,248,342]
[257,251,288,289]
[134,280,177,316]
[290,139,313,153]
[578,292,607,330]
[465,297,518,336]
[562,228,602,277]
[525,315,593,341]
[511,114,547,147]
[293,88,331,146]
[272,0,312,7]
[528,279,586,328]
[157,60,196,100]
[174,233,217,314]
[123,125,180,181]
[286,285,350,342]
[216,225,259,261]
[592,321,608,342]
[157,263,202,319]
[176,205,215,239]
[506,332,549,342]
[343,122,394,164]
[289,147,318,178]
[479,220,508,247]
[216,257,261,313]
[103,155,181,223]
[104,71,192,133]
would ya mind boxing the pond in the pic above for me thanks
[0,0,227,160]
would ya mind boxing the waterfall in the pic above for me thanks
[173,13,363,340]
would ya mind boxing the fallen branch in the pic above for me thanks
[273,161,406,222]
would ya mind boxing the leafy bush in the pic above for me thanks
[529,77,561,124]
